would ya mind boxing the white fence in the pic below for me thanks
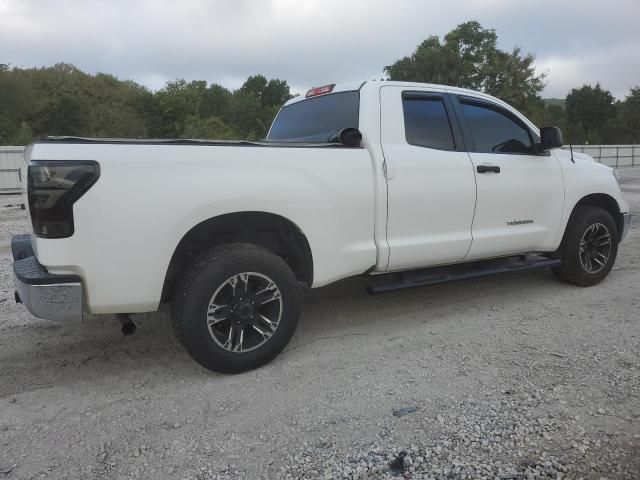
[563,145,639,168]
[0,146,25,194]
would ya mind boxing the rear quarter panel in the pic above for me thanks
[29,143,376,314]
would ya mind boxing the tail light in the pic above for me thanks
[28,161,100,238]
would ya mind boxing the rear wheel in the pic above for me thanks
[172,243,302,373]
[552,206,618,286]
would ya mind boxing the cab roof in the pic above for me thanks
[283,80,536,132]
[284,80,512,109]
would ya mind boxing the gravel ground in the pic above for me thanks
[1,169,639,480]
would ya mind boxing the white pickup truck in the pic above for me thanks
[13,81,630,373]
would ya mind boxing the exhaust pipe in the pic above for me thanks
[116,313,136,336]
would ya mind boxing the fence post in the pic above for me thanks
[615,146,619,168]
[599,145,602,164]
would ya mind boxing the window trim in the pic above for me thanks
[400,91,464,152]
[452,95,543,156]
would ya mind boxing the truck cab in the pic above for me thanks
[270,81,629,273]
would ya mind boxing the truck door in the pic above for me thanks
[450,94,564,260]
[380,86,477,271]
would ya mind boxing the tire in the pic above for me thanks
[552,206,618,286]
[171,243,302,373]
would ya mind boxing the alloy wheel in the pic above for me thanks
[578,223,612,274]
[206,272,283,353]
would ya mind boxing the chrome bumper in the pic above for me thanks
[620,212,631,243]
[12,234,83,322]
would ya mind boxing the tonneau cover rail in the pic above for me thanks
[35,136,362,148]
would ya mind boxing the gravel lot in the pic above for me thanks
[1,169,639,480]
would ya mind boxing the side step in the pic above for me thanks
[366,255,560,295]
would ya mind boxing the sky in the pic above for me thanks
[1,0,639,99]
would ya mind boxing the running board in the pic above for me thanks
[366,255,560,295]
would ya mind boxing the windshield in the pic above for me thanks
[267,91,360,142]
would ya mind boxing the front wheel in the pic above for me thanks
[172,243,302,373]
[552,206,618,286]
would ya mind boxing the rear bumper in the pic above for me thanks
[12,234,84,322]
[620,212,631,243]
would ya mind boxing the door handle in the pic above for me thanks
[477,164,500,174]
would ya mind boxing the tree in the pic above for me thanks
[231,76,292,138]
[201,83,232,118]
[262,79,292,107]
[228,92,266,140]
[240,75,292,108]
[150,79,203,136]
[240,75,269,100]
[39,95,89,136]
[182,116,235,139]
[12,58,640,146]
[0,61,295,144]
[86,74,148,137]
[0,64,36,143]
[616,87,640,143]
[529,102,567,135]
[0,63,150,141]
[565,84,616,144]
[384,21,546,112]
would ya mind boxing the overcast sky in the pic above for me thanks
[1,0,639,99]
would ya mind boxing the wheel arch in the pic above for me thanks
[565,193,624,241]
[161,211,313,302]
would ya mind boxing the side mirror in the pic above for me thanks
[539,126,563,150]
[337,128,362,147]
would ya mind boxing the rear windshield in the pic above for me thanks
[267,91,360,142]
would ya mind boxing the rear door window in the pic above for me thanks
[402,94,456,151]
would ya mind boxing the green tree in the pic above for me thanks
[262,79,292,107]
[565,84,616,144]
[240,75,292,107]
[228,92,266,139]
[384,21,545,112]
[147,79,237,137]
[0,62,296,144]
[39,95,89,136]
[138,91,178,138]
[528,102,567,134]
[182,116,235,139]
[228,76,292,139]
[0,64,36,143]
[85,74,148,137]
[150,79,202,136]
[616,87,640,143]
[240,75,269,100]
[0,63,150,141]
[202,83,232,118]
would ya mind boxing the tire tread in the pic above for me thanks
[553,206,618,286]
[171,243,301,373]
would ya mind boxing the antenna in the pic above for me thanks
[569,143,575,163]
